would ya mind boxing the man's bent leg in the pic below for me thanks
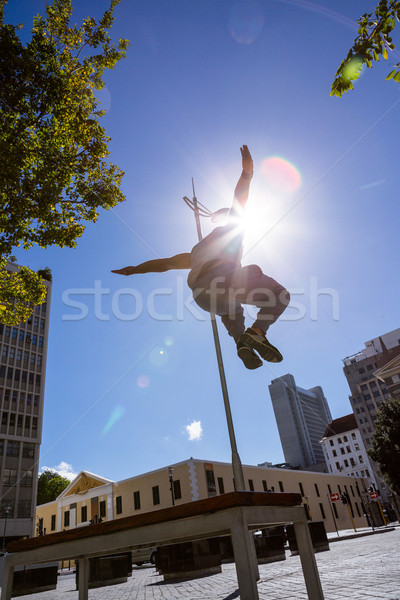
[232,267,290,363]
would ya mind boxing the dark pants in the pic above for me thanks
[190,263,290,339]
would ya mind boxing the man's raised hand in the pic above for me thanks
[111,266,136,276]
[240,145,253,177]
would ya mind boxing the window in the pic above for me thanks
[344,459,349,467]
[116,496,123,514]
[262,480,268,492]
[173,479,182,500]
[3,469,17,485]
[343,436,348,442]
[17,500,31,518]
[350,458,356,467]
[152,486,160,505]
[278,481,284,492]
[21,470,33,486]
[319,503,326,519]
[359,455,364,463]
[335,462,340,470]
[329,439,334,447]
[81,506,88,522]
[205,465,216,496]
[51,514,56,531]
[332,449,337,457]
[64,510,70,527]
[314,483,320,497]
[346,446,351,453]
[99,500,106,518]
[338,437,342,444]
[351,432,356,440]
[133,491,141,510]
[340,447,346,455]
[248,479,254,492]
[218,477,225,494]
[38,336,44,348]
[299,482,305,496]
[6,441,20,457]
[354,443,360,451]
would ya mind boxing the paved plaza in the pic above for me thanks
[6,527,400,600]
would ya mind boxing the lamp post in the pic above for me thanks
[168,466,175,506]
[2,507,10,554]
[183,183,245,492]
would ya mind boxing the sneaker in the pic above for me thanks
[238,328,283,363]
[236,340,263,370]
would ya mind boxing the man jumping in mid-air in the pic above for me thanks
[112,146,290,370]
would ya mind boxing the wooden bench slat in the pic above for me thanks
[8,491,301,553]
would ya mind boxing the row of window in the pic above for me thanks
[1,328,44,347]
[0,499,31,518]
[0,413,38,437]
[0,368,41,390]
[0,439,36,458]
[59,500,107,530]
[1,347,43,367]
[3,468,33,487]
[328,432,357,446]
[116,481,183,515]
[1,389,39,408]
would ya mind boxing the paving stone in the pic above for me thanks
[4,527,400,599]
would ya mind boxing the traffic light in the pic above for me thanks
[340,494,348,505]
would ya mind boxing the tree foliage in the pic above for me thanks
[368,396,400,494]
[37,469,71,505]
[0,258,49,325]
[0,0,129,324]
[331,0,400,97]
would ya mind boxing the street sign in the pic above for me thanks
[330,492,340,502]
[370,491,378,499]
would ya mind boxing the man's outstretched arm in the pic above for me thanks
[112,253,191,276]
[231,145,253,212]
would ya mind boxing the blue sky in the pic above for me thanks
[6,0,400,482]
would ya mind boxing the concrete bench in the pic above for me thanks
[2,491,324,600]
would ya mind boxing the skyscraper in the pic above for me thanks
[269,373,332,470]
[0,262,51,543]
[342,328,400,452]
[342,327,400,503]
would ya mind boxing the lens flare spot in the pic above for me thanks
[164,336,174,347]
[137,374,150,388]
[261,157,302,194]
[228,0,264,45]
[102,405,126,435]
[149,346,169,367]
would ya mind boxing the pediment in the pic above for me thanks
[59,471,113,498]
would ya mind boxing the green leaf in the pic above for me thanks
[386,69,396,79]
[393,70,400,81]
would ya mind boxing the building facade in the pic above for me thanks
[36,458,370,537]
[0,263,52,542]
[343,328,400,502]
[320,414,378,490]
[268,374,332,470]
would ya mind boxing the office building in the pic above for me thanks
[268,374,332,470]
[343,328,400,503]
[0,262,52,542]
[320,414,378,489]
[36,457,369,537]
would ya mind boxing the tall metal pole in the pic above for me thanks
[191,180,245,491]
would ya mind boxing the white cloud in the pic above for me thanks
[185,420,203,441]
[40,462,78,481]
